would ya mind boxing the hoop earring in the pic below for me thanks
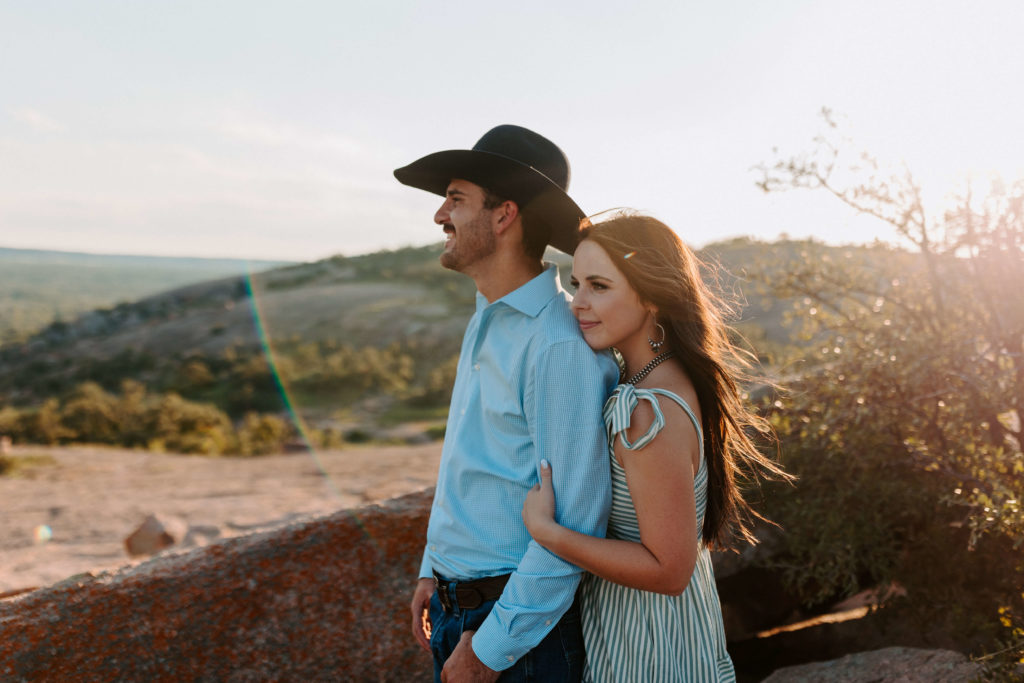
[648,323,666,352]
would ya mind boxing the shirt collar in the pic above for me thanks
[475,263,562,317]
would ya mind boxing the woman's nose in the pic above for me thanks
[571,290,587,312]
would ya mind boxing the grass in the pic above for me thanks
[0,452,57,477]
[378,403,449,427]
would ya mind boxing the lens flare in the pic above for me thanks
[243,266,376,541]
[34,525,52,543]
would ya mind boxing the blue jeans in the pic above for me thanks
[429,589,584,682]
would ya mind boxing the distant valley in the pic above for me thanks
[0,247,293,346]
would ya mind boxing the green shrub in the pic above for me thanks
[236,412,292,456]
[59,382,120,444]
[147,393,234,455]
[755,114,1024,660]
[344,429,372,444]
[25,399,73,444]
[0,406,24,442]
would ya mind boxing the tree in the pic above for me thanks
[115,379,152,447]
[26,398,72,445]
[753,109,1023,662]
[236,412,293,456]
[59,382,120,444]
[148,393,234,455]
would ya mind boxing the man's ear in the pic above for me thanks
[493,200,521,235]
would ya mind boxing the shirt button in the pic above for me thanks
[545,620,551,626]
[507,656,514,662]
[460,409,466,415]
[474,363,480,371]
[430,545,436,551]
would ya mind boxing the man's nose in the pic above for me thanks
[434,201,450,225]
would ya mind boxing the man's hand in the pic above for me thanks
[410,577,435,651]
[440,630,500,683]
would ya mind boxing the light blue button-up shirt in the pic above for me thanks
[420,264,619,672]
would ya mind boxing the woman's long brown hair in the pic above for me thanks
[582,211,791,549]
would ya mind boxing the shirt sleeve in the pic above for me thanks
[419,545,432,579]
[471,339,618,671]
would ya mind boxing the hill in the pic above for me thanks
[0,238,853,436]
[0,243,478,432]
[0,247,292,346]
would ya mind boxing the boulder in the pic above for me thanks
[762,646,984,682]
[1,489,435,682]
[123,513,187,557]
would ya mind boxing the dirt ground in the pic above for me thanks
[0,443,441,595]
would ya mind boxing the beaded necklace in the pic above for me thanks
[622,350,676,386]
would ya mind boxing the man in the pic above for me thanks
[394,125,618,682]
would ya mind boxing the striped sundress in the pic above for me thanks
[580,384,736,682]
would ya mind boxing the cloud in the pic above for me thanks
[8,107,65,133]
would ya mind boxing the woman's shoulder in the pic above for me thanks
[650,366,701,420]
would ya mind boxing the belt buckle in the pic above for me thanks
[435,577,453,612]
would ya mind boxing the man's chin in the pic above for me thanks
[439,251,460,271]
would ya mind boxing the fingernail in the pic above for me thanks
[540,459,549,469]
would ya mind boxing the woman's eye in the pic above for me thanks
[592,282,607,291]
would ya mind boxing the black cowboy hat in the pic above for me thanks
[393,124,586,254]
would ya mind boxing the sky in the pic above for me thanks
[2,0,1023,262]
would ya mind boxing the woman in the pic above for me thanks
[522,212,789,682]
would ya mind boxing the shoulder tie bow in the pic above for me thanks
[604,384,667,451]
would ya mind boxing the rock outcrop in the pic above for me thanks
[1,487,997,682]
[0,489,434,682]
[762,646,984,682]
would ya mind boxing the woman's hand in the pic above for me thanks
[522,459,559,546]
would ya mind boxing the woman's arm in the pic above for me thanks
[522,399,700,595]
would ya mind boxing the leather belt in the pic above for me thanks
[433,571,511,612]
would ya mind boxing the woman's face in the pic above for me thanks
[570,240,651,352]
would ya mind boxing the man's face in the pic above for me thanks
[433,179,498,273]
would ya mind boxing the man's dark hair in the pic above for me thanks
[481,188,551,261]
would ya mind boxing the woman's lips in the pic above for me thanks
[577,320,599,331]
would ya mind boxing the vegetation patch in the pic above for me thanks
[377,404,449,427]
[424,425,446,441]
[0,452,57,477]
[752,111,1024,666]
